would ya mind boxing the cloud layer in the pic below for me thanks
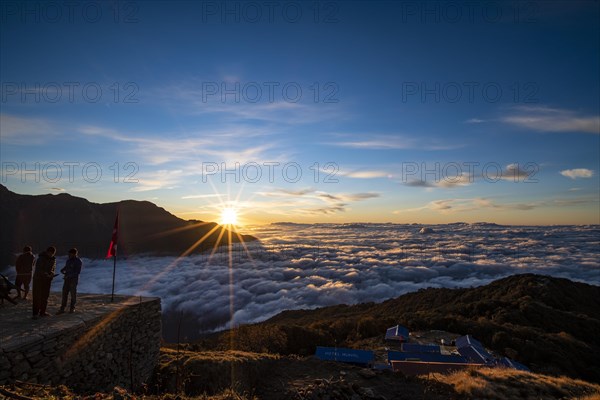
[500,106,600,134]
[6,224,598,339]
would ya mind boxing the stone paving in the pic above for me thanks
[0,292,153,353]
[1,291,162,390]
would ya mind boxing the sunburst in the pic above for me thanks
[220,207,239,225]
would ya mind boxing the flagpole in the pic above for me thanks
[108,209,119,303]
[111,251,116,302]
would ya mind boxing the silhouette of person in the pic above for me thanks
[15,246,35,299]
[57,248,82,314]
[32,246,56,319]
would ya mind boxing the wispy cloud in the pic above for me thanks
[276,188,316,196]
[404,173,473,189]
[0,113,61,145]
[402,163,537,190]
[397,196,598,215]
[327,134,462,151]
[78,125,276,166]
[472,197,536,211]
[405,198,482,213]
[437,173,474,188]
[465,118,485,124]
[128,169,185,192]
[405,180,435,188]
[500,106,600,134]
[300,203,348,215]
[343,170,391,179]
[334,136,416,150]
[181,194,225,199]
[560,168,594,179]
[257,188,380,215]
[150,81,345,125]
[258,188,315,198]
[499,164,534,181]
[341,192,380,201]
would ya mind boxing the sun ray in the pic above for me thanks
[234,179,247,205]
[231,225,257,268]
[135,223,223,294]
[227,222,236,386]
[179,223,222,258]
[206,224,228,266]
[146,221,215,240]
[206,175,227,209]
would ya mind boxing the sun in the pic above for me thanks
[220,207,238,225]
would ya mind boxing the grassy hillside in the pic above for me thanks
[202,274,600,383]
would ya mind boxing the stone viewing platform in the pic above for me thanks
[0,292,161,392]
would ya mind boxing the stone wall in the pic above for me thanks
[0,294,161,392]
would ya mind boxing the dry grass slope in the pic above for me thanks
[437,367,600,400]
[151,349,279,397]
[0,382,257,399]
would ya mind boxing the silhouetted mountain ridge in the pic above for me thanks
[0,184,255,266]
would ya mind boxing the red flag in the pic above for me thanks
[106,211,119,258]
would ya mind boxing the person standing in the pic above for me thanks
[15,246,35,299]
[57,248,82,314]
[32,246,56,319]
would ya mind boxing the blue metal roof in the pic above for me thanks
[498,357,530,371]
[401,343,441,353]
[385,325,409,341]
[455,335,495,365]
[388,350,467,364]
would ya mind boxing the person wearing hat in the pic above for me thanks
[57,248,83,314]
[32,246,56,319]
[15,246,35,299]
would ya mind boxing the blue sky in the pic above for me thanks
[1,0,599,225]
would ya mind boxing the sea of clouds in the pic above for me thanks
[4,223,599,339]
